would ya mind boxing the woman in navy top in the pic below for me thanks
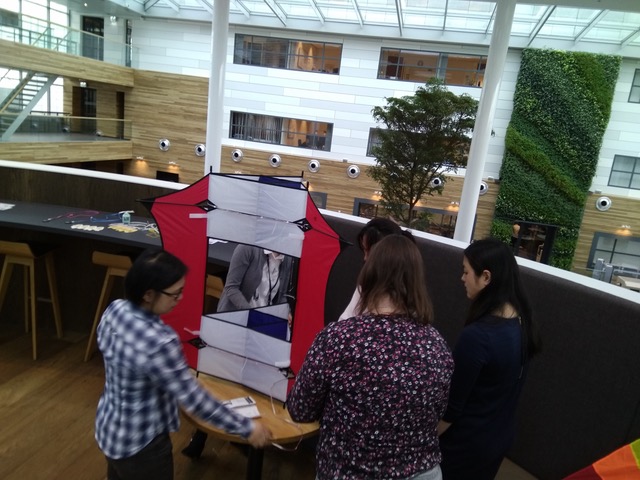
[438,239,541,480]
[288,235,454,480]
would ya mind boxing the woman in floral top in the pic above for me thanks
[287,235,454,480]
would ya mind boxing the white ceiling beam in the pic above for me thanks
[144,0,161,11]
[163,0,180,12]
[527,5,555,46]
[485,4,497,36]
[232,0,251,18]
[350,0,364,27]
[442,0,449,31]
[394,0,403,36]
[196,0,214,14]
[622,28,640,47]
[575,9,608,43]
[263,0,287,26]
[308,0,325,24]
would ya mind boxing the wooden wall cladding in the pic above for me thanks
[0,141,132,163]
[573,194,640,275]
[126,69,209,182]
[0,39,133,87]
[127,143,498,240]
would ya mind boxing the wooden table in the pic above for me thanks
[618,275,640,292]
[181,374,319,480]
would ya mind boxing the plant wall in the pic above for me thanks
[491,48,621,269]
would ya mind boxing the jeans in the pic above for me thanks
[406,464,442,480]
[106,433,173,480]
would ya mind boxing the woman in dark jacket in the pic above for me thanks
[438,238,541,480]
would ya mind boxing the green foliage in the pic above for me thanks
[368,78,478,228]
[493,48,620,269]
[490,219,512,243]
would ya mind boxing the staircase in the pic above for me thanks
[0,71,58,140]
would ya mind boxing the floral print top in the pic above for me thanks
[287,313,454,479]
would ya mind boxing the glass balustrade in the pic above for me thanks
[0,13,137,68]
[0,112,131,142]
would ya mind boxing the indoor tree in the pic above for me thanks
[368,78,478,229]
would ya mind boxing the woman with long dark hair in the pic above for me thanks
[288,235,453,479]
[438,238,541,479]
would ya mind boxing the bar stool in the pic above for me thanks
[84,251,133,362]
[0,240,63,360]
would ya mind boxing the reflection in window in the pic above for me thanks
[215,244,298,342]
[352,198,464,239]
[588,232,640,273]
[629,69,640,103]
[230,111,333,151]
[366,128,382,157]
[234,34,342,74]
[378,48,487,87]
[608,154,640,190]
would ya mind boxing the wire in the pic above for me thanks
[268,376,304,452]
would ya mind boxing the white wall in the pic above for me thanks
[128,18,518,173]
[590,58,640,199]
[108,17,640,191]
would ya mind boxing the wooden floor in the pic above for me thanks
[0,325,536,480]
[0,326,316,480]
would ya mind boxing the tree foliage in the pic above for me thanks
[368,79,478,227]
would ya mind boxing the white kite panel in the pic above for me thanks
[205,310,249,328]
[197,348,289,402]
[197,347,247,383]
[209,176,307,221]
[200,318,248,356]
[206,210,304,257]
[200,317,291,366]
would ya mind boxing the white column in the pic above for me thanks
[453,0,516,243]
[204,0,231,174]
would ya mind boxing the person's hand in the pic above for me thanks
[247,422,272,448]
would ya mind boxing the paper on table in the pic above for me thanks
[0,203,15,211]
[223,396,261,418]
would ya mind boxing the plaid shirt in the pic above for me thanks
[95,299,253,459]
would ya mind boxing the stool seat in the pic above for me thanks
[0,240,62,360]
[84,251,133,362]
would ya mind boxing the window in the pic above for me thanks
[587,232,640,272]
[230,112,333,151]
[366,128,382,157]
[608,155,640,190]
[234,34,342,74]
[378,48,487,87]
[352,198,474,239]
[629,69,640,103]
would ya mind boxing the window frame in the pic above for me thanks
[229,111,333,151]
[629,69,640,103]
[587,232,640,271]
[377,48,487,87]
[607,154,640,190]
[233,34,342,75]
[366,128,382,157]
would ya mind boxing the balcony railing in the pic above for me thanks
[1,112,131,142]
[0,14,137,68]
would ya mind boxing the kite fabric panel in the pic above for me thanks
[142,176,210,367]
[563,438,640,479]
[144,172,343,402]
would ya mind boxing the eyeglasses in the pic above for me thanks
[159,289,183,300]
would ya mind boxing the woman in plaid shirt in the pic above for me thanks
[95,249,271,480]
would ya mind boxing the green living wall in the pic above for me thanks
[491,48,621,269]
